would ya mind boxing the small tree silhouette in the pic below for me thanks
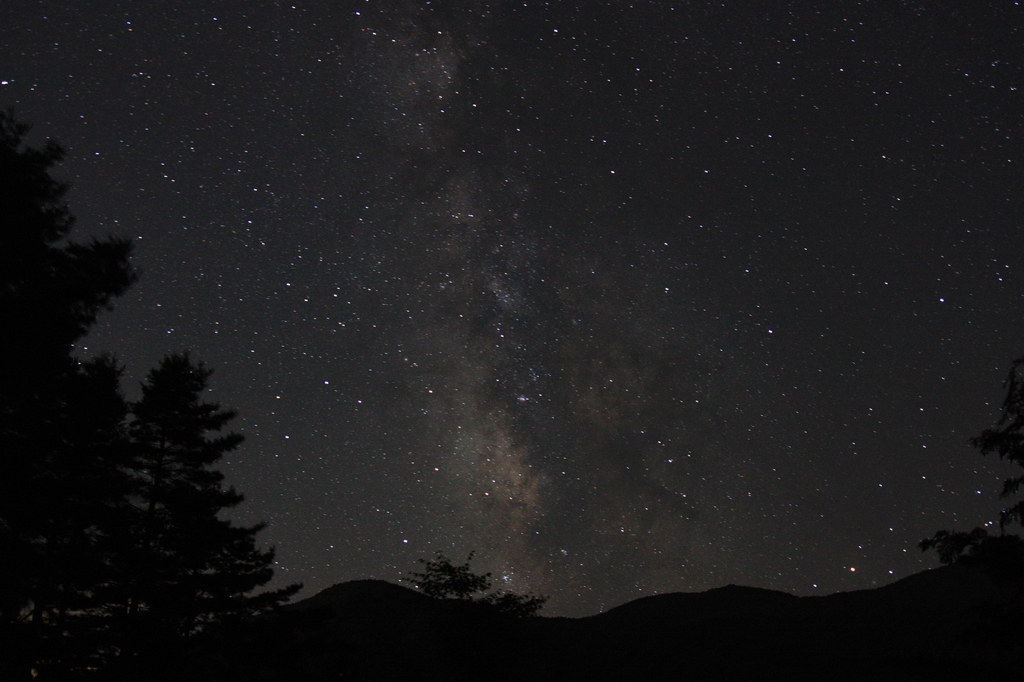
[478,590,549,619]
[406,551,491,600]
[405,551,547,617]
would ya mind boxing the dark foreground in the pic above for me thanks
[242,558,1023,682]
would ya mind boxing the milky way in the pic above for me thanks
[3,1,1023,615]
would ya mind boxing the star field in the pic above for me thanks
[2,1,1023,616]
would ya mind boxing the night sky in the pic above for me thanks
[3,1,1023,616]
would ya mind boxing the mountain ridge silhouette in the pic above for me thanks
[280,562,1023,681]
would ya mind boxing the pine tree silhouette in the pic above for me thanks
[0,111,136,679]
[107,353,299,675]
[0,112,295,679]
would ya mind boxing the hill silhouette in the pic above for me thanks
[279,561,1024,682]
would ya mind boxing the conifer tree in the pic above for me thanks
[110,353,299,670]
[0,112,296,679]
[921,355,1024,564]
[0,110,136,679]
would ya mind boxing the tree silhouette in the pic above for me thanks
[0,110,136,679]
[405,552,547,617]
[972,356,1024,528]
[916,357,1024,672]
[0,112,136,365]
[407,551,493,600]
[921,355,1024,563]
[0,113,297,679]
[107,353,299,673]
[478,589,549,619]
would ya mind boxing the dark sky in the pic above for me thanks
[3,0,1023,616]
